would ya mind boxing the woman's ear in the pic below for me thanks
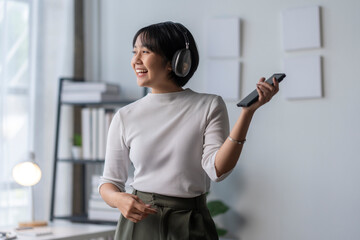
[166,62,172,72]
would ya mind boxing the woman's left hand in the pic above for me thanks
[244,77,279,112]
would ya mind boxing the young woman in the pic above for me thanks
[99,21,279,239]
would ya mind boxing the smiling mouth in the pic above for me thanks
[136,69,148,77]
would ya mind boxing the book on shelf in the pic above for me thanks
[98,108,106,159]
[88,209,120,222]
[89,197,112,209]
[81,108,92,160]
[63,81,120,93]
[91,109,98,160]
[61,92,122,103]
[81,108,114,160]
[88,175,120,221]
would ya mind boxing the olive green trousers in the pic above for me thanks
[114,190,219,240]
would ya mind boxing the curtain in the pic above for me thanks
[0,0,76,226]
[32,0,75,222]
[0,0,34,226]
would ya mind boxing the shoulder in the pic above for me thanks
[186,89,224,103]
[187,89,226,109]
[118,95,148,115]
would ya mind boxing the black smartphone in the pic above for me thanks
[236,73,286,107]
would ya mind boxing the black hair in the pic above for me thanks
[132,21,199,87]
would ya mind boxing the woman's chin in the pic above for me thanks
[136,78,148,87]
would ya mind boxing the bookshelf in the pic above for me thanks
[50,77,144,225]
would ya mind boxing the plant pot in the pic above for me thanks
[71,146,82,159]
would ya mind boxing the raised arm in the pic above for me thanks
[214,77,279,177]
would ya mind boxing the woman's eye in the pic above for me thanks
[132,50,137,54]
[142,50,150,54]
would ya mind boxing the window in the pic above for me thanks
[0,0,35,226]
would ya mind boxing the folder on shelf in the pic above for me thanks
[62,82,120,93]
[61,92,122,103]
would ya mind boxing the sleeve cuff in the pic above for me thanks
[98,176,125,193]
[206,151,233,182]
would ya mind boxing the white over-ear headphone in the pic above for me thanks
[171,23,192,77]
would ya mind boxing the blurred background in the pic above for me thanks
[1,0,359,239]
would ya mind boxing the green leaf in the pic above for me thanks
[207,200,229,217]
[216,227,227,236]
[73,134,82,146]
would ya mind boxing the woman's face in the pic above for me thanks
[131,35,173,92]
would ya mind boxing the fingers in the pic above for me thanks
[129,197,157,222]
[259,77,266,83]
[273,77,280,93]
[118,193,157,223]
[244,77,281,111]
[256,77,278,103]
[256,83,272,102]
[126,212,145,223]
[257,77,276,92]
[143,204,158,214]
[132,196,158,214]
[127,208,151,223]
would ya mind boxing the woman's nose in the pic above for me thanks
[132,53,142,64]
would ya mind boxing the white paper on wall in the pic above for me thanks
[206,18,241,58]
[282,6,321,51]
[282,55,322,99]
[206,59,241,100]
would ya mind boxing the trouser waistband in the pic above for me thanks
[134,190,207,211]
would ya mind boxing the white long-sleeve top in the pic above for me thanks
[99,88,231,198]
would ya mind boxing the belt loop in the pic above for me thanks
[200,193,206,210]
[151,192,155,205]
[195,194,202,211]
[196,196,200,211]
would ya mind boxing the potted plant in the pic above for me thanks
[71,133,82,159]
[207,195,230,236]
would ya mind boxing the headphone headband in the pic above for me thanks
[171,22,192,77]
[173,23,190,50]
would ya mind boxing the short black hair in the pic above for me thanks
[132,21,199,87]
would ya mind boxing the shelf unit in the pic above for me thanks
[50,77,144,225]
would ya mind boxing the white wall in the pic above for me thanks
[88,0,360,239]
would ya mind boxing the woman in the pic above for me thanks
[99,21,279,239]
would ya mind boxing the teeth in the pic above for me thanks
[136,69,148,73]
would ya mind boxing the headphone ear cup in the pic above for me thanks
[172,48,192,77]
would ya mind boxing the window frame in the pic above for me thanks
[0,0,37,226]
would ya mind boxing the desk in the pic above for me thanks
[1,220,116,240]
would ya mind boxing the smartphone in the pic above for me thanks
[237,73,286,107]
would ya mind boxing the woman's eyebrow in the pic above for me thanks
[133,45,147,49]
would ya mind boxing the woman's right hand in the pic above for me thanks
[115,192,157,223]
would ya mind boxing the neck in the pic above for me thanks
[151,85,184,94]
